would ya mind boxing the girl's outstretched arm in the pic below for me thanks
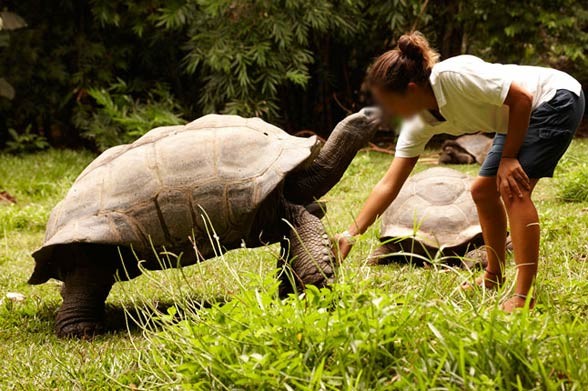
[336,156,418,259]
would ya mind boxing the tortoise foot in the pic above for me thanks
[55,297,108,338]
[462,248,489,269]
[368,246,392,266]
[368,243,402,266]
[56,319,104,339]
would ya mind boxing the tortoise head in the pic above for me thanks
[438,141,475,165]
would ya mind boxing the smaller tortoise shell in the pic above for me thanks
[380,167,481,249]
[450,134,493,164]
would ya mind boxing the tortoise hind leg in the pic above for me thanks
[55,246,115,338]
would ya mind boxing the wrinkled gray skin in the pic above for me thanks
[369,167,487,268]
[438,134,493,165]
[30,109,379,338]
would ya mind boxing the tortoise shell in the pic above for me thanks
[380,167,481,249]
[443,134,493,164]
[33,114,321,269]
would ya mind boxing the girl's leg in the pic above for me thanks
[470,176,507,287]
[501,179,540,311]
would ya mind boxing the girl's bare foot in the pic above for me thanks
[501,294,535,313]
[462,269,504,290]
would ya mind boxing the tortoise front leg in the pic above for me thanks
[56,258,115,338]
[368,242,399,266]
[277,204,335,297]
[367,240,431,266]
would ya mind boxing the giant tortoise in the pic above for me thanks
[438,134,493,165]
[30,109,379,337]
[369,167,486,267]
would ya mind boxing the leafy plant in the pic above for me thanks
[558,164,588,202]
[5,125,48,154]
[429,0,588,73]
[132,272,588,390]
[73,80,185,150]
[1,0,587,148]
[155,0,364,119]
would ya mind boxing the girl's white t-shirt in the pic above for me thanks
[395,55,582,158]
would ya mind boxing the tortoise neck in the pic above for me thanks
[284,111,378,205]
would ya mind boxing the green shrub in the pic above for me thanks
[73,80,185,150]
[558,164,588,202]
[5,125,49,154]
[173,0,363,118]
[3,0,586,148]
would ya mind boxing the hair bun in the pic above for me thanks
[397,32,426,60]
[367,31,439,92]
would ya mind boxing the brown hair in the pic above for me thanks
[367,31,440,92]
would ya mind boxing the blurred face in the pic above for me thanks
[371,82,428,119]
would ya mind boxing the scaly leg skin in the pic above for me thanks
[277,204,334,298]
[56,258,115,338]
[367,243,397,266]
[463,247,489,270]
[368,242,420,266]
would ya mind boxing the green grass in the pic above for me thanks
[1,141,587,390]
[556,153,588,203]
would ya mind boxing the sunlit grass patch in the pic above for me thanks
[0,140,587,389]
[555,143,588,202]
[557,164,588,203]
[130,270,588,390]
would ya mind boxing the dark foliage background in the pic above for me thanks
[1,0,586,151]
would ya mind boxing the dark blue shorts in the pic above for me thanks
[480,89,585,178]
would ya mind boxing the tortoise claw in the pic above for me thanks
[56,320,104,339]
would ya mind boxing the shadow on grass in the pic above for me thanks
[104,296,227,335]
[12,295,227,338]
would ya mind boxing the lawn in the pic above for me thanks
[1,141,587,390]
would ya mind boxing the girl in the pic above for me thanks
[336,32,584,311]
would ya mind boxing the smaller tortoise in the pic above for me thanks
[369,167,486,267]
[438,134,493,165]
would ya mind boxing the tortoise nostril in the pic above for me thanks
[359,106,381,119]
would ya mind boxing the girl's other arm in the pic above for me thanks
[499,82,533,198]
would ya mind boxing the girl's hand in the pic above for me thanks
[497,157,530,198]
[333,232,355,261]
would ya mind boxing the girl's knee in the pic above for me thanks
[470,177,499,204]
